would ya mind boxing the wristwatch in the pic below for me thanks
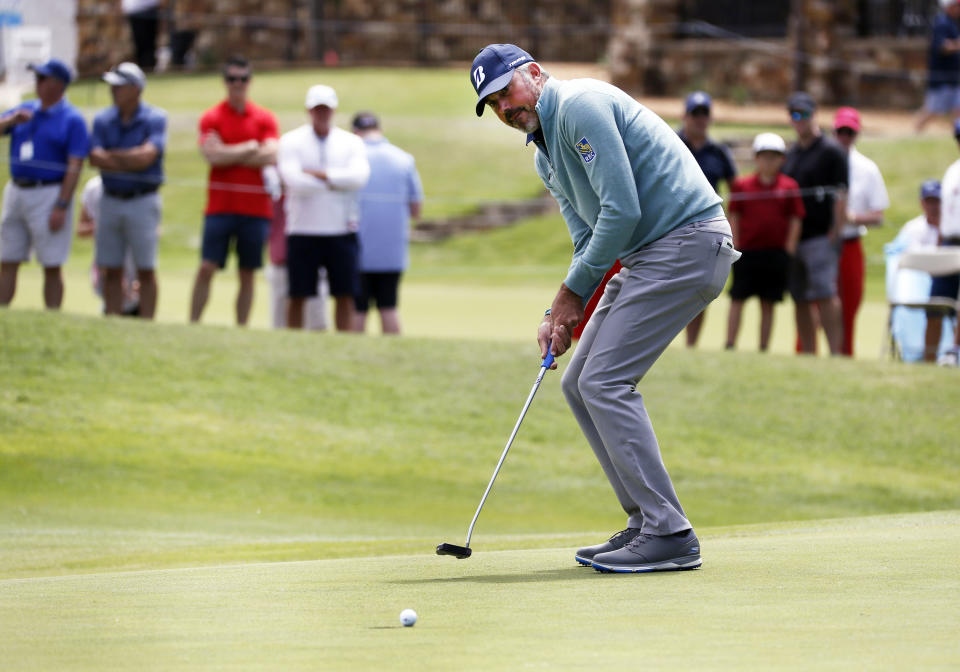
[54,198,69,210]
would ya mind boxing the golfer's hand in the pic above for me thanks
[537,316,557,369]
[549,284,584,358]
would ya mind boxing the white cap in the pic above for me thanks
[103,62,146,90]
[752,132,786,154]
[305,84,338,110]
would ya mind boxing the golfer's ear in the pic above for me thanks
[528,62,542,78]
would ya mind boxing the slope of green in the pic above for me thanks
[1,311,958,578]
[1,512,957,671]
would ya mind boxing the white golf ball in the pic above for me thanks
[399,608,418,627]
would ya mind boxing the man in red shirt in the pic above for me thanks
[189,55,279,326]
[725,133,805,351]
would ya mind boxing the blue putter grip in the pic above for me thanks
[542,351,555,369]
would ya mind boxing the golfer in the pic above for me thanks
[472,44,739,573]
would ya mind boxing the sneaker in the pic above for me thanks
[591,529,702,573]
[574,528,644,566]
[937,348,958,367]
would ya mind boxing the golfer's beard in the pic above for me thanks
[506,107,539,134]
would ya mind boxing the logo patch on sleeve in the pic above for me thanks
[575,137,596,163]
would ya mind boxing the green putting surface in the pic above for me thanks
[2,511,957,670]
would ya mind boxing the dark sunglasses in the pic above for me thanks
[35,74,48,82]
[836,127,857,137]
[790,109,812,121]
[689,107,710,118]
[225,74,250,83]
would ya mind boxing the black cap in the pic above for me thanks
[787,91,816,113]
[351,111,379,131]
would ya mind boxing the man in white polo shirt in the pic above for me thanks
[277,85,370,331]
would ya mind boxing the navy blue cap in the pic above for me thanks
[685,91,711,113]
[28,59,72,85]
[921,179,941,200]
[954,117,960,136]
[787,91,816,113]
[470,44,534,117]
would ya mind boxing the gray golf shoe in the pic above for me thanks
[575,528,644,566]
[591,529,701,573]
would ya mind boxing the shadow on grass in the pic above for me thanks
[392,567,593,584]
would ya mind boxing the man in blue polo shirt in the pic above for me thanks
[351,111,424,334]
[678,91,737,347]
[0,58,89,309]
[90,62,167,319]
[472,44,739,573]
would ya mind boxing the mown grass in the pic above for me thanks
[1,512,958,671]
[1,310,957,578]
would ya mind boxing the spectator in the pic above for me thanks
[0,59,88,310]
[351,112,424,335]
[890,180,946,361]
[678,91,738,348]
[189,55,279,327]
[265,191,330,330]
[76,175,141,315]
[915,0,960,133]
[782,92,848,355]
[472,44,738,572]
[123,0,161,71]
[168,0,201,68]
[896,181,943,252]
[725,133,804,352]
[833,107,890,357]
[933,122,960,365]
[90,62,166,320]
[277,85,370,331]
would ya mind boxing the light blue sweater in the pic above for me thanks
[529,77,723,298]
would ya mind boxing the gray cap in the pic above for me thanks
[103,62,146,90]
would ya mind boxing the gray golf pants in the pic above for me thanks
[562,218,739,535]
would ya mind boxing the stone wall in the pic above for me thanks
[75,0,610,76]
[609,0,930,108]
[611,36,928,108]
[74,0,934,108]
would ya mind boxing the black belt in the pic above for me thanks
[13,178,62,188]
[942,237,960,246]
[105,186,159,200]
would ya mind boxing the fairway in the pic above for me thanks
[2,512,958,670]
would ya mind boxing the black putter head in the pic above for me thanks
[436,542,472,559]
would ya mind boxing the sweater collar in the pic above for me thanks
[525,77,561,146]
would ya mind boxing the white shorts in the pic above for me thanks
[0,181,73,266]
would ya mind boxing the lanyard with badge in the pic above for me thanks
[18,105,38,165]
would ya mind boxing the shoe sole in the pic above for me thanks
[591,555,702,573]
[574,554,593,566]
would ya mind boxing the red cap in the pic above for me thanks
[833,107,861,132]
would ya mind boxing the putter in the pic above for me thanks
[437,351,556,559]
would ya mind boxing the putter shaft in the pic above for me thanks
[463,355,553,548]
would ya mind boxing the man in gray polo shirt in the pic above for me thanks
[90,62,167,319]
[472,44,739,573]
